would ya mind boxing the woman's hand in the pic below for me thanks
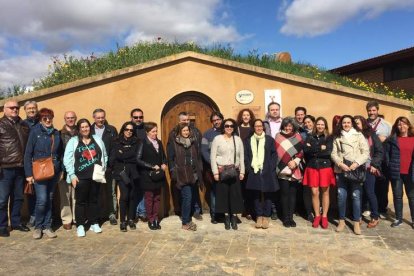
[339,162,350,172]
[287,160,297,170]
[26,176,34,184]
[239,174,244,181]
[214,174,219,181]
[349,162,359,171]
[161,164,167,171]
[153,165,160,170]
[370,166,378,174]
[71,176,79,188]
[321,145,326,150]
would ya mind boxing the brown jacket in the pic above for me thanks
[0,116,30,168]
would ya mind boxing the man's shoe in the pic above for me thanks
[154,220,161,230]
[148,221,157,230]
[336,220,346,232]
[109,216,118,225]
[224,215,231,230]
[77,225,85,237]
[62,223,72,230]
[120,222,127,232]
[0,228,10,237]
[290,220,297,228]
[391,220,403,227]
[210,215,218,224]
[283,220,291,228]
[42,228,57,238]
[90,223,102,233]
[12,224,30,232]
[128,220,136,230]
[33,229,42,239]
[193,213,203,221]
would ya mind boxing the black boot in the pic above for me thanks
[128,220,136,230]
[148,221,156,230]
[211,214,218,224]
[224,215,231,230]
[230,215,238,230]
[120,222,127,232]
[154,220,161,230]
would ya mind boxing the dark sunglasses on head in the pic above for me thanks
[133,116,144,119]
[224,124,234,128]
[7,106,19,110]
[124,128,134,132]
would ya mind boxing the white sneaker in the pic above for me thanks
[77,225,85,237]
[90,224,102,233]
[362,210,371,218]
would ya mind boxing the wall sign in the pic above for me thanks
[236,90,254,104]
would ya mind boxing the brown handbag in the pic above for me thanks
[24,181,35,195]
[32,135,55,182]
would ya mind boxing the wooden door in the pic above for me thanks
[161,93,218,216]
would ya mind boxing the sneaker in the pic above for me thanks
[193,213,203,221]
[77,225,85,237]
[379,212,387,219]
[42,228,57,238]
[27,216,35,228]
[90,223,102,233]
[391,220,403,228]
[33,228,42,239]
[109,216,118,225]
[362,210,371,218]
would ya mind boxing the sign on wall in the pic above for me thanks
[235,90,254,104]
[264,89,282,117]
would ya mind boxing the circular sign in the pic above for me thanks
[236,90,254,104]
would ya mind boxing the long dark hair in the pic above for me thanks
[76,118,92,139]
[391,116,414,137]
[221,118,239,136]
[118,121,136,139]
[236,108,255,127]
[333,115,359,138]
[354,115,372,138]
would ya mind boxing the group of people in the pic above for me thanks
[0,99,413,239]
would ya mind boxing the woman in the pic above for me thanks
[110,122,140,232]
[167,123,203,231]
[136,122,167,230]
[303,115,315,137]
[24,108,62,239]
[211,118,245,230]
[275,117,304,228]
[354,115,383,228]
[385,117,414,228]
[244,119,279,229]
[63,118,107,237]
[303,117,335,229]
[331,115,369,235]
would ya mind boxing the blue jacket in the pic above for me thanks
[201,127,221,165]
[385,135,414,181]
[24,124,62,177]
[63,135,108,183]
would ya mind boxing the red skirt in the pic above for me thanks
[303,167,336,188]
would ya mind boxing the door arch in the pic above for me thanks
[161,91,219,215]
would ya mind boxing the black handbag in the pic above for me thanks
[219,136,238,182]
[343,159,366,183]
[119,168,131,185]
[149,169,165,182]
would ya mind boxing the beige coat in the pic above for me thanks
[331,130,369,173]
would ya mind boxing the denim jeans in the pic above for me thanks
[181,185,193,225]
[193,183,202,215]
[28,193,36,223]
[210,181,217,216]
[34,175,59,230]
[337,173,362,221]
[253,191,273,217]
[0,167,25,228]
[136,186,146,217]
[363,172,379,219]
[391,174,414,221]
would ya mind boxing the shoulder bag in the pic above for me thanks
[86,144,106,183]
[219,136,238,182]
[32,135,55,181]
[340,142,366,183]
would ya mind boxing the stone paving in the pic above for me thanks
[1,207,414,275]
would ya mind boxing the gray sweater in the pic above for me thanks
[210,134,245,175]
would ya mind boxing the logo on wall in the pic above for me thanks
[236,90,254,104]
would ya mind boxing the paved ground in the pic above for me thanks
[1,205,414,275]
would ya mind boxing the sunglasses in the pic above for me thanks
[224,124,234,128]
[133,116,144,119]
[124,128,134,132]
[7,106,19,110]
[41,116,53,121]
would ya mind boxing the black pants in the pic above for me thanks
[216,178,244,214]
[241,179,254,217]
[279,179,299,222]
[375,175,389,213]
[118,179,138,222]
[75,179,100,226]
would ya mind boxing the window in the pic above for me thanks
[384,61,414,81]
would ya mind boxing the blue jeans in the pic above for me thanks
[253,191,272,217]
[181,185,193,225]
[337,174,362,221]
[136,188,146,217]
[34,175,58,229]
[363,172,379,219]
[0,167,25,228]
[391,174,414,221]
[210,181,217,216]
[193,183,202,215]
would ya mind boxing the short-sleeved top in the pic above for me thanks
[74,138,102,180]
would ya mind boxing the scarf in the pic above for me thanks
[250,132,265,173]
[341,127,357,138]
[175,135,192,148]
[275,132,303,180]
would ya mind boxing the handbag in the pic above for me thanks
[343,159,366,183]
[219,136,238,182]
[24,181,35,195]
[119,168,131,185]
[32,135,55,181]
[149,169,165,182]
[92,164,106,183]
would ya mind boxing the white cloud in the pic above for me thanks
[0,0,243,87]
[279,0,414,37]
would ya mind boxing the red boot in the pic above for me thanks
[312,216,321,228]
[321,216,329,229]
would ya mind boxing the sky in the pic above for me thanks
[1,0,414,89]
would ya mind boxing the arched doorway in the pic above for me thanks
[160,91,219,216]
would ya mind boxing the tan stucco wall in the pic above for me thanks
[1,52,412,138]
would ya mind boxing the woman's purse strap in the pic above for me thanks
[232,135,236,164]
[50,134,55,157]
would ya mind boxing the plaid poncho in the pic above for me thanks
[275,131,304,181]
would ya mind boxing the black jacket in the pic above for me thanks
[0,116,30,168]
[303,134,333,169]
[110,136,140,182]
[385,135,414,181]
[91,123,117,156]
[136,136,167,190]
[368,132,384,170]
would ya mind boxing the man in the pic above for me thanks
[294,106,307,138]
[23,100,39,227]
[366,100,391,218]
[91,108,118,225]
[167,112,203,220]
[59,111,78,230]
[130,108,147,221]
[263,102,283,220]
[201,111,223,223]
[0,100,30,237]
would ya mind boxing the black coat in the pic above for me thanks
[136,136,167,190]
[368,132,384,170]
[91,123,117,156]
[385,135,414,181]
[110,136,140,182]
[303,134,333,169]
[244,135,279,192]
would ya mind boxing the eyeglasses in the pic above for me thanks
[41,116,53,121]
[124,128,134,132]
[212,118,222,122]
[7,106,19,110]
[224,124,234,129]
[133,116,144,119]
[254,125,263,128]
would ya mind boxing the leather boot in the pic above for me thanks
[224,215,230,230]
[230,215,238,230]
[354,221,361,235]
[262,217,270,229]
[336,220,345,232]
[255,217,263,228]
